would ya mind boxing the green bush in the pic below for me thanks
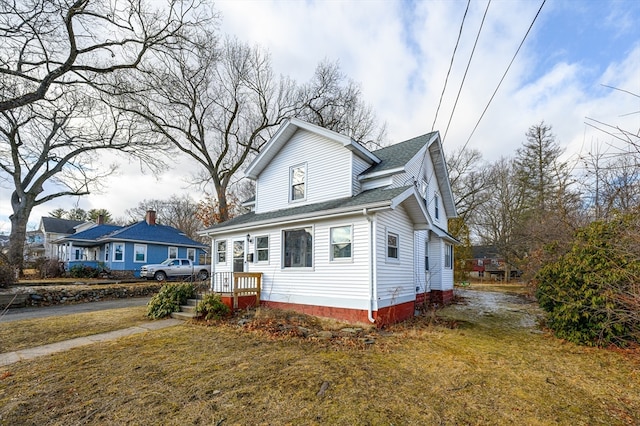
[147,283,196,319]
[535,212,640,347]
[196,293,231,320]
[69,264,102,278]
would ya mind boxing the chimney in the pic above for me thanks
[97,214,105,225]
[146,210,156,226]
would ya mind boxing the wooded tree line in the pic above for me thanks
[1,0,383,273]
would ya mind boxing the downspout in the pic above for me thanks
[363,208,376,323]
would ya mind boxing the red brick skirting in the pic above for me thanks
[261,300,416,328]
[430,289,454,305]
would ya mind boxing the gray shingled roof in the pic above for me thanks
[365,132,437,175]
[203,186,411,234]
[41,217,86,234]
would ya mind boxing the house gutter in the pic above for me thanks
[363,208,377,323]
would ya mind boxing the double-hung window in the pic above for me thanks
[387,232,399,260]
[187,248,196,262]
[255,236,269,262]
[290,164,306,202]
[168,246,178,259]
[283,227,312,268]
[114,243,124,262]
[445,243,453,269]
[330,225,352,260]
[216,241,227,263]
[425,240,429,271]
[134,244,147,263]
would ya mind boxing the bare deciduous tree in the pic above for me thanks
[124,195,204,241]
[0,0,208,272]
[116,32,383,223]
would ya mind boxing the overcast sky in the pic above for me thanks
[1,0,639,233]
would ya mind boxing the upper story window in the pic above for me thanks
[434,193,440,220]
[290,163,306,202]
[330,225,352,260]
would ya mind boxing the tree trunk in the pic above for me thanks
[216,184,229,223]
[9,191,35,276]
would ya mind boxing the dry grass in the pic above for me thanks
[0,306,148,352]
[0,291,639,425]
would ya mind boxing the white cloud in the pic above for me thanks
[2,0,639,232]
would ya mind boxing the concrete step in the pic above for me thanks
[185,298,199,306]
[179,304,197,314]
[170,311,198,320]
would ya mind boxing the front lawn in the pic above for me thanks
[0,291,638,425]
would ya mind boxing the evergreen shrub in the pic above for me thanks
[147,283,196,319]
[535,212,640,347]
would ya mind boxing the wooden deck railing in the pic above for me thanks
[212,272,262,309]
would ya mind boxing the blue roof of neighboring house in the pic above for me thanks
[62,221,205,248]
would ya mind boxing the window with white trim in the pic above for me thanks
[290,163,306,202]
[425,240,429,271]
[330,225,352,260]
[216,240,227,264]
[255,236,269,262]
[187,248,196,262]
[387,232,399,260]
[283,227,312,268]
[105,243,110,262]
[434,193,440,220]
[134,244,147,263]
[168,246,178,259]
[113,243,124,262]
[445,243,453,269]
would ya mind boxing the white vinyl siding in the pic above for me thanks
[352,155,370,195]
[375,207,417,308]
[255,129,353,213]
[211,215,371,310]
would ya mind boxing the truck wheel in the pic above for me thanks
[197,270,209,280]
[154,271,167,281]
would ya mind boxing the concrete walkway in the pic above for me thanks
[0,318,182,367]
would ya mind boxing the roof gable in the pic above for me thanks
[244,118,380,180]
[363,132,437,177]
[40,217,86,234]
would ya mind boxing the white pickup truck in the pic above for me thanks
[140,258,211,281]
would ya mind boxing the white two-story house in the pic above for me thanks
[200,118,458,326]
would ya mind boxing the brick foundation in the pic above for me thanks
[220,294,260,310]
[261,300,416,328]
[430,289,454,305]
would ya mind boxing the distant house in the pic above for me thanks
[57,211,208,277]
[201,118,459,326]
[467,245,520,280]
[36,217,90,260]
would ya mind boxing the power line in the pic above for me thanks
[442,0,491,144]
[431,0,471,133]
[462,0,547,151]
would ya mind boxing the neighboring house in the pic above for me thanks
[38,217,88,259]
[467,245,521,280]
[200,118,458,326]
[57,211,208,277]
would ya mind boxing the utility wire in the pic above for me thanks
[462,0,547,151]
[431,0,471,132]
[442,0,491,144]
